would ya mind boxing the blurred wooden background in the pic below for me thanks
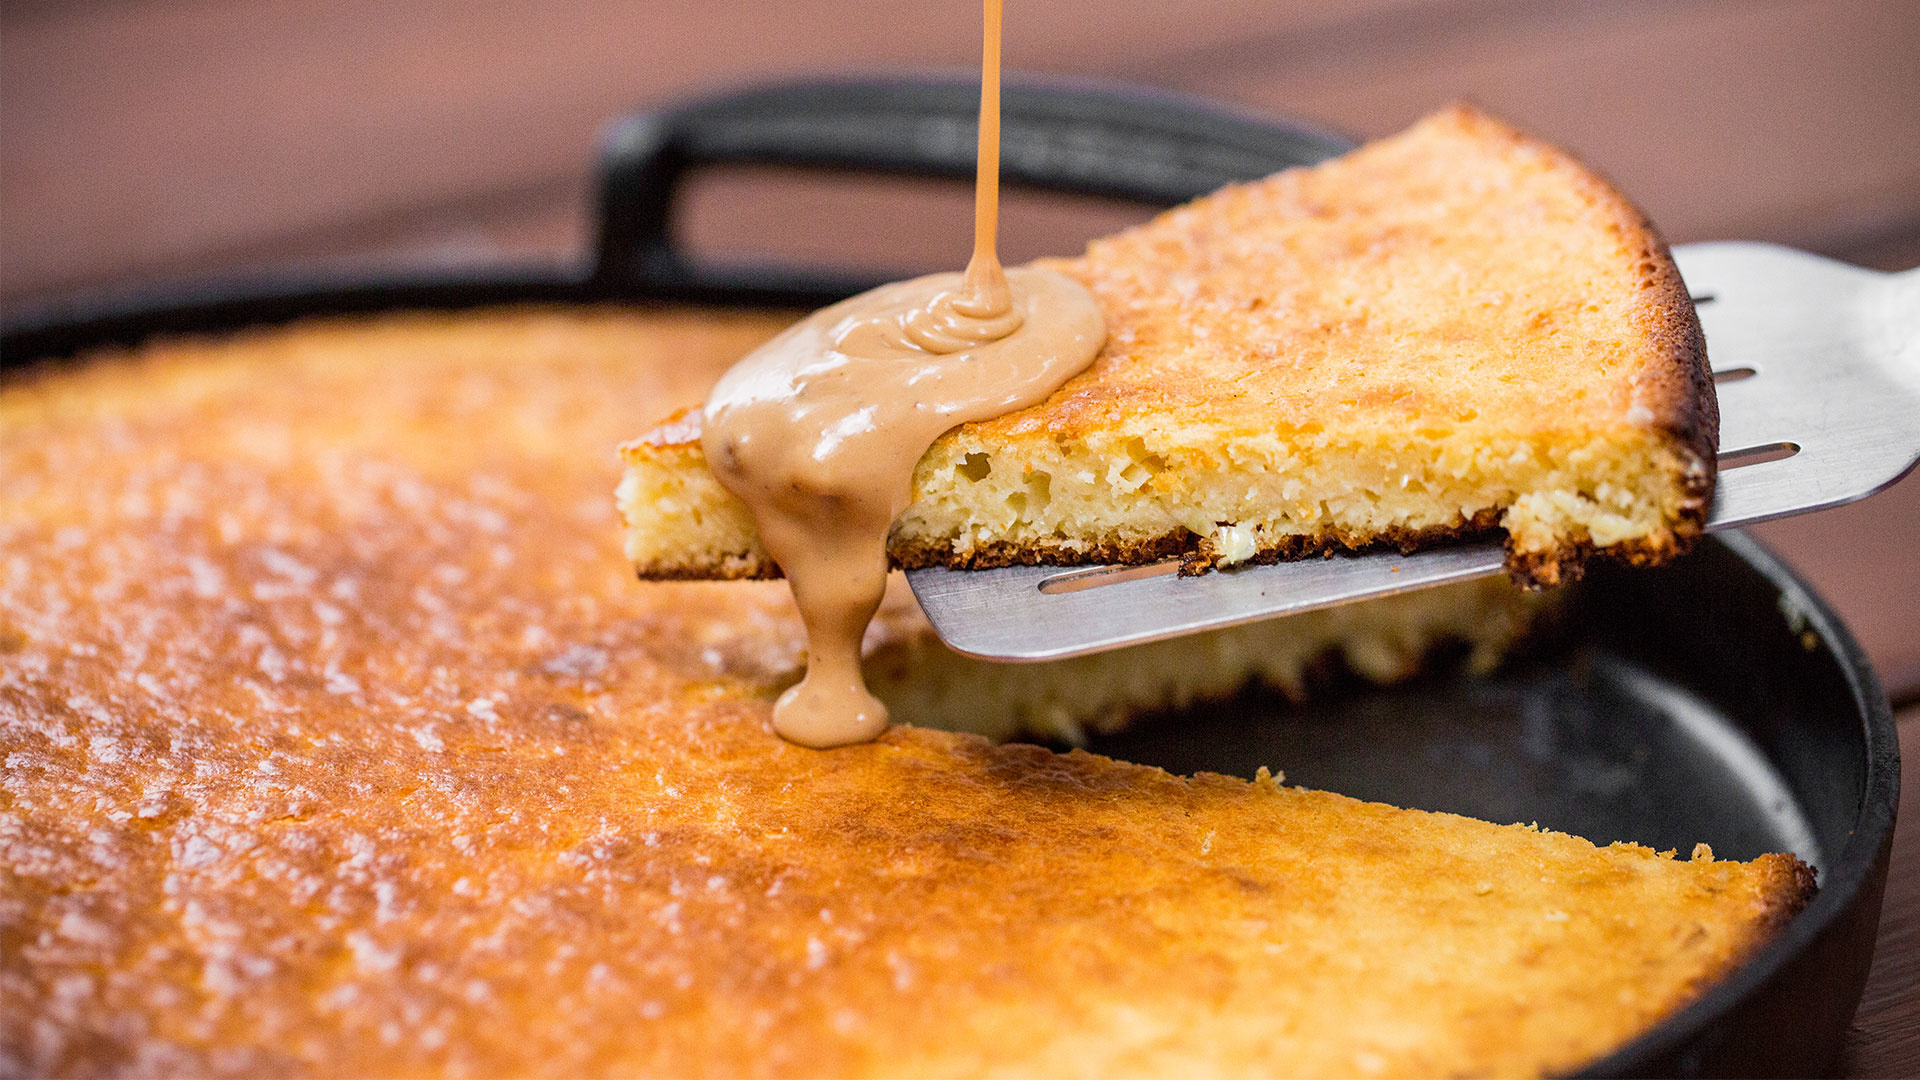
[4,1,1917,1072]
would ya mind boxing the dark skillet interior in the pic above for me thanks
[1094,538,1875,874]
[0,76,1897,1080]
[1092,534,1897,1078]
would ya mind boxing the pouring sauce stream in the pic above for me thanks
[699,0,1107,748]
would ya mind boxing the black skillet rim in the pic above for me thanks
[1,74,1900,1078]
[1579,531,1898,1077]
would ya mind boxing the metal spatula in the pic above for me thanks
[907,243,1920,661]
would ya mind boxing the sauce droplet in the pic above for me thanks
[699,0,1106,748]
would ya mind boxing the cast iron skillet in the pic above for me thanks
[0,77,1898,1078]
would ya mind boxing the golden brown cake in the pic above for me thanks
[1,309,1800,1079]
[620,105,1716,588]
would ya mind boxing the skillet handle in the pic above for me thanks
[591,76,1352,300]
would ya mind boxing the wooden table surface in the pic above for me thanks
[4,1,1917,1073]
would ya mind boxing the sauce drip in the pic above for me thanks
[699,0,1106,748]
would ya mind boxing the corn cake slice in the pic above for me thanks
[620,104,1715,587]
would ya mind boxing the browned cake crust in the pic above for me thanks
[3,310,1795,1079]
[621,105,1717,587]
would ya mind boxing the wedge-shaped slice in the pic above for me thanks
[621,105,1715,587]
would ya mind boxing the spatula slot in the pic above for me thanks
[1038,559,1181,593]
[1720,441,1800,469]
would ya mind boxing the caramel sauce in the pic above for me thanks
[699,0,1106,748]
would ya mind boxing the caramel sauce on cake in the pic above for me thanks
[700,0,1104,747]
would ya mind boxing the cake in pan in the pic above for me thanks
[1,308,1806,1078]
[620,105,1716,588]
